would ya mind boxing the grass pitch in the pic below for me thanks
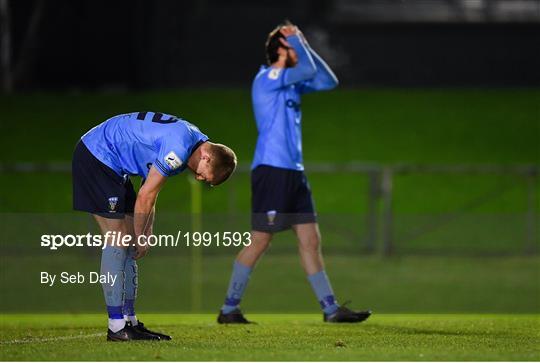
[2,255,539,314]
[0,314,538,361]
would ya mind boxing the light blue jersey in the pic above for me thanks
[251,35,339,171]
[81,112,208,178]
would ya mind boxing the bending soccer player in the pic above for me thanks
[218,23,371,324]
[72,112,237,341]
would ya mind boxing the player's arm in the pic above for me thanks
[281,30,317,86]
[133,166,167,259]
[298,32,338,93]
[303,48,338,91]
[136,178,156,238]
[138,178,155,237]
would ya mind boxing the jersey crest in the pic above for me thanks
[268,68,281,80]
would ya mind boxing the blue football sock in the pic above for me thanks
[307,270,339,315]
[221,261,252,314]
[123,246,138,325]
[101,245,127,332]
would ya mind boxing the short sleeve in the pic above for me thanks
[153,135,190,177]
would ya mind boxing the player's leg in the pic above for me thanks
[121,181,139,327]
[218,166,280,323]
[294,222,324,274]
[225,230,273,313]
[123,213,172,340]
[293,222,340,315]
[293,222,371,323]
[293,222,338,312]
[236,230,273,267]
[72,141,159,340]
[93,215,131,334]
[94,214,161,341]
[122,214,138,326]
[218,230,272,323]
[289,171,336,311]
[291,169,371,323]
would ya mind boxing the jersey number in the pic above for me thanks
[137,112,178,124]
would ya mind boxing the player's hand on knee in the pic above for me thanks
[134,242,150,260]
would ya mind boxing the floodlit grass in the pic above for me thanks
[1,89,538,215]
[1,255,539,314]
[0,89,538,361]
[1,89,539,164]
[0,314,538,361]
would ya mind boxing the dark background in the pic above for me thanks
[5,0,540,90]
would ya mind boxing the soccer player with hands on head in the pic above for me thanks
[218,22,372,324]
[72,111,237,341]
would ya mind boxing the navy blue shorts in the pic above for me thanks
[251,165,317,233]
[72,141,136,219]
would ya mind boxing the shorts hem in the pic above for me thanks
[251,213,317,233]
[73,207,127,219]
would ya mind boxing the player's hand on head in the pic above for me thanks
[280,25,297,38]
[278,37,293,49]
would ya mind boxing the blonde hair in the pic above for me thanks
[209,143,237,185]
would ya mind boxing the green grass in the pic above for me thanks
[1,254,539,313]
[0,90,538,251]
[0,89,538,218]
[0,90,538,360]
[1,89,539,164]
[1,314,539,361]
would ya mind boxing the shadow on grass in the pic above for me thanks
[366,323,515,339]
